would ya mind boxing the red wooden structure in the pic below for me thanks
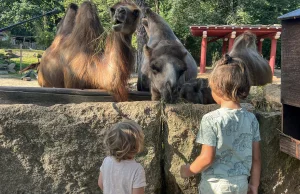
[189,25,282,74]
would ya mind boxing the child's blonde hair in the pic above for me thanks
[104,120,144,162]
[209,54,251,102]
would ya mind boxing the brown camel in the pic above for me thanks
[38,1,141,101]
[179,31,272,104]
[229,31,273,86]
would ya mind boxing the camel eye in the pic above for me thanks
[133,10,139,17]
[150,63,161,74]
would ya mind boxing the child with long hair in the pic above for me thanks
[98,120,146,194]
[180,54,261,194]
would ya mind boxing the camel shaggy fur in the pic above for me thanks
[137,8,198,103]
[179,78,215,104]
[38,1,141,101]
[229,31,273,86]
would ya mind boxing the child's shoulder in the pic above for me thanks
[202,109,223,121]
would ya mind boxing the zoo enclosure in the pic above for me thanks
[190,25,282,74]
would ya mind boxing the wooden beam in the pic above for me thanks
[208,36,223,43]
[0,87,151,105]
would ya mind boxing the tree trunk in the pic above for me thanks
[135,0,150,91]
[135,0,148,73]
[154,0,160,13]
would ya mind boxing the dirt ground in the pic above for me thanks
[0,69,281,88]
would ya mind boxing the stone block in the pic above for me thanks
[0,102,162,194]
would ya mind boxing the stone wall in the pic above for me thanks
[0,102,162,194]
[1,96,300,194]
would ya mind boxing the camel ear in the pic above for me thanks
[143,45,152,57]
[142,18,148,28]
[110,7,115,16]
[144,7,151,15]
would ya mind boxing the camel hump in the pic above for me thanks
[71,1,104,42]
[57,3,78,36]
[231,31,257,51]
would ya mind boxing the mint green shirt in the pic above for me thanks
[196,108,260,179]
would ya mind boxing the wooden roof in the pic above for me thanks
[190,25,281,38]
[278,9,300,20]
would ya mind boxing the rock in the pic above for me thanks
[0,63,8,69]
[163,103,257,194]
[246,84,281,111]
[0,102,162,194]
[22,77,31,81]
[0,70,8,75]
[163,103,220,194]
[263,84,281,110]
[256,111,300,194]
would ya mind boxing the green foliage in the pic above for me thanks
[0,49,43,71]
[35,29,55,48]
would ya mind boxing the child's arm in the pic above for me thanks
[180,144,215,178]
[132,187,145,194]
[98,172,104,191]
[248,141,261,194]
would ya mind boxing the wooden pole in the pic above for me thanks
[200,31,207,74]
[222,38,228,55]
[269,32,281,75]
[228,31,236,52]
[257,38,264,54]
[269,38,277,75]
[19,43,23,71]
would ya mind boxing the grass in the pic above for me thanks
[0,49,44,72]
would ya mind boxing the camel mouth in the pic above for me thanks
[112,18,124,31]
[114,19,123,25]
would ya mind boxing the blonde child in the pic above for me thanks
[98,120,146,194]
[180,54,261,194]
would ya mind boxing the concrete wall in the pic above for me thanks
[0,99,299,193]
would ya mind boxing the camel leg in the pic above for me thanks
[113,86,128,102]
[37,71,51,87]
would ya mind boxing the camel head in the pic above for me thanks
[110,2,141,35]
[143,41,188,103]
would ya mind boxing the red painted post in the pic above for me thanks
[257,38,263,55]
[269,32,281,75]
[222,38,228,55]
[269,38,277,75]
[200,31,207,74]
[228,31,236,52]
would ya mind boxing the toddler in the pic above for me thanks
[98,120,146,194]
